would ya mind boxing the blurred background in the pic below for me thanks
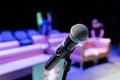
[0,0,120,80]
[0,0,119,44]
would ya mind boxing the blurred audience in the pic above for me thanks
[46,12,53,32]
[90,19,105,47]
[39,19,51,36]
[38,12,60,54]
[36,12,43,30]
[38,12,60,36]
[46,12,60,34]
[91,19,105,38]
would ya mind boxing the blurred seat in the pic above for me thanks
[0,41,20,51]
[48,32,69,38]
[0,43,50,80]
[118,33,120,54]
[49,29,60,34]
[79,38,111,67]
[0,54,50,80]
[27,29,39,39]
[14,30,33,46]
[32,32,69,54]
[1,30,16,42]
[32,35,49,51]
[0,35,3,42]
[48,32,69,54]
[70,43,83,63]
[0,44,44,64]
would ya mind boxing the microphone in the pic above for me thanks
[45,24,89,71]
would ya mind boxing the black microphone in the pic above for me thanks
[45,24,89,71]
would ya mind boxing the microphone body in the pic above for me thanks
[45,35,76,71]
[45,24,89,71]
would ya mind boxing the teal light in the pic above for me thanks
[36,12,43,29]
[32,59,65,80]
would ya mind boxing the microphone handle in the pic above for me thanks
[45,36,77,71]
[45,53,62,71]
[45,45,65,71]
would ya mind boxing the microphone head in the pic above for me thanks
[70,24,89,43]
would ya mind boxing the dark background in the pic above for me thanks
[0,0,119,43]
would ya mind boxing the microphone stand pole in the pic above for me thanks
[62,55,71,80]
[62,49,74,80]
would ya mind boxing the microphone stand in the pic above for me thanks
[62,55,71,80]
[62,49,74,80]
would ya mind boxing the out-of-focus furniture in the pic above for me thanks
[1,30,16,42]
[118,33,120,54]
[48,32,69,38]
[32,35,49,51]
[48,33,69,54]
[49,29,60,34]
[0,44,44,64]
[80,38,111,67]
[0,36,51,80]
[0,43,51,80]
[0,41,20,51]
[70,43,83,62]
[0,35,3,42]
[0,53,50,80]
[0,29,52,80]
[27,29,39,39]
[14,30,33,46]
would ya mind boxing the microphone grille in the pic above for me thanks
[70,24,89,43]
